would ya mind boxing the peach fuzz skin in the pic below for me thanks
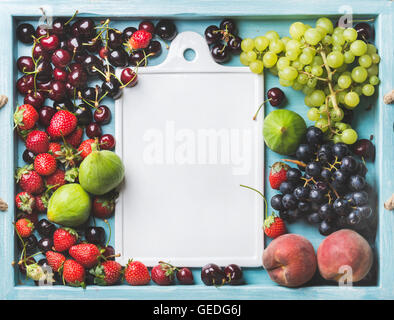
[262,234,317,287]
[317,229,373,282]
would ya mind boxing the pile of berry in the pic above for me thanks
[269,126,376,237]
[204,19,243,63]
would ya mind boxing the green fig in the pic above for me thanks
[263,109,307,155]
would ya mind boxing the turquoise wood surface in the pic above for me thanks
[0,0,393,300]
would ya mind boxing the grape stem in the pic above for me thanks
[299,71,328,83]
[319,50,340,113]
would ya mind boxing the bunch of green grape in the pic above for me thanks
[240,17,380,145]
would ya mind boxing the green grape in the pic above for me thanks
[249,60,264,74]
[307,107,320,121]
[337,91,347,104]
[240,52,250,66]
[246,50,257,62]
[315,118,329,132]
[277,57,291,70]
[281,66,298,81]
[319,104,329,115]
[333,135,343,144]
[269,39,285,54]
[307,78,317,88]
[292,60,304,71]
[265,30,280,41]
[326,51,344,68]
[367,64,379,76]
[332,45,342,52]
[371,53,380,64]
[359,54,372,68]
[292,82,304,91]
[369,75,380,85]
[322,35,333,45]
[332,72,340,82]
[341,128,358,145]
[304,65,312,73]
[344,51,355,64]
[316,17,334,34]
[241,38,255,52]
[336,64,347,73]
[338,74,352,89]
[367,43,377,55]
[350,40,367,56]
[311,65,323,76]
[335,122,349,131]
[286,39,301,51]
[351,66,368,83]
[302,85,314,96]
[362,84,375,96]
[332,33,345,46]
[304,95,313,107]
[299,52,313,65]
[310,90,326,106]
[303,47,316,57]
[296,73,308,84]
[354,85,363,96]
[289,22,307,40]
[281,36,291,46]
[304,28,322,45]
[343,28,358,42]
[344,91,360,108]
[316,26,328,38]
[330,108,344,121]
[279,78,294,87]
[269,66,279,76]
[254,36,269,52]
[333,26,344,35]
[286,49,301,61]
[312,55,324,66]
[262,51,278,68]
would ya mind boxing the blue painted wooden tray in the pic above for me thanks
[0,0,393,300]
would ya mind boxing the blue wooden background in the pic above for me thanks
[0,0,393,299]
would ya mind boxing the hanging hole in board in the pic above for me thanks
[183,48,196,61]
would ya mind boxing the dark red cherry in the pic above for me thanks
[24,91,45,109]
[84,37,102,53]
[40,34,60,51]
[228,36,242,54]
[355,22,374,41]
[94,105,111,124]
[17,56,35,73]
[16,23,35,44]
[146,40,162,56]
[155,20,177,41]
[98,65,115,82]
[99,134,116,150]
[99,47,109,59]
[36,60,53,82]
[23,149,36,163]
[18,257,36,275]
[69,62,84,72]
[68,68,88,88]
[51,49,71,68]
[73,18,96,39]
[102,245,115,260]
[85,226,105,245]
[108,29,123,49]
[211,44,230,63]
[52,18,71,37]
[139,21,155,34]
[122,27,137,42]
[267,87,285,107]
[53,99,75,113]
[86,122,102,139]
[352,139,375,161]
[120,68,137,87]
[81,55,103,70]
[224,264,244,285]
[35,25,51,38]
[220,18,238,35]
[176,267,194,285]
[48,80,67,102]
[65,82,76,98]
[201,263,226,286]
[108,48,129,67]
[80,86,102,101]
[37,80,52,97]
[204,25,222,44]
[32,44,50,61]
[39,106,56,127]
[101,77,122,100]
[67,37,83,54]
[38,237,53,252]
[73,52,88,64]
[16,74,35,95]
[128,50,145,66]
[53,68,68,82]
[75,104,93,125]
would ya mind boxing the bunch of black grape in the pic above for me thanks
[270,126,375,236]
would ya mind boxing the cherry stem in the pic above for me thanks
[240,185,268,220]
[64,10,79,26]
[281,159,307,167]
[103,219,112,248]
[253,98,271,120]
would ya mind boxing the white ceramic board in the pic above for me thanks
[115,31,264,267]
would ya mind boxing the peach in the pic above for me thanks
[262,234,317,287]
[317,229,373,283]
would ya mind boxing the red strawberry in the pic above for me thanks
[45,168,65,190]
[35,193,48,213]
[17,126,36,141]
[92,196,115,219]
[14,104,38,130]
[78,139,96,159]
[34,153,57,176]
[264,214,286,238]
[48,142,62,159]
[128,30,152,49]
[62,259,86,288]
[151,261,176,285]
[47,110,77,139]
[18,212,39,227]
[16,165,44,194]
[25,130,49,154]
[46,251,66,272]
[15,191,35,213]
[53,228,78,252]
[269,162,290,190]
[124,260,151,285]
[15,218,34,238]
[89,261,123,286]
[57,143,82,168]
[69,243,101,268]
[65,126,83,148]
